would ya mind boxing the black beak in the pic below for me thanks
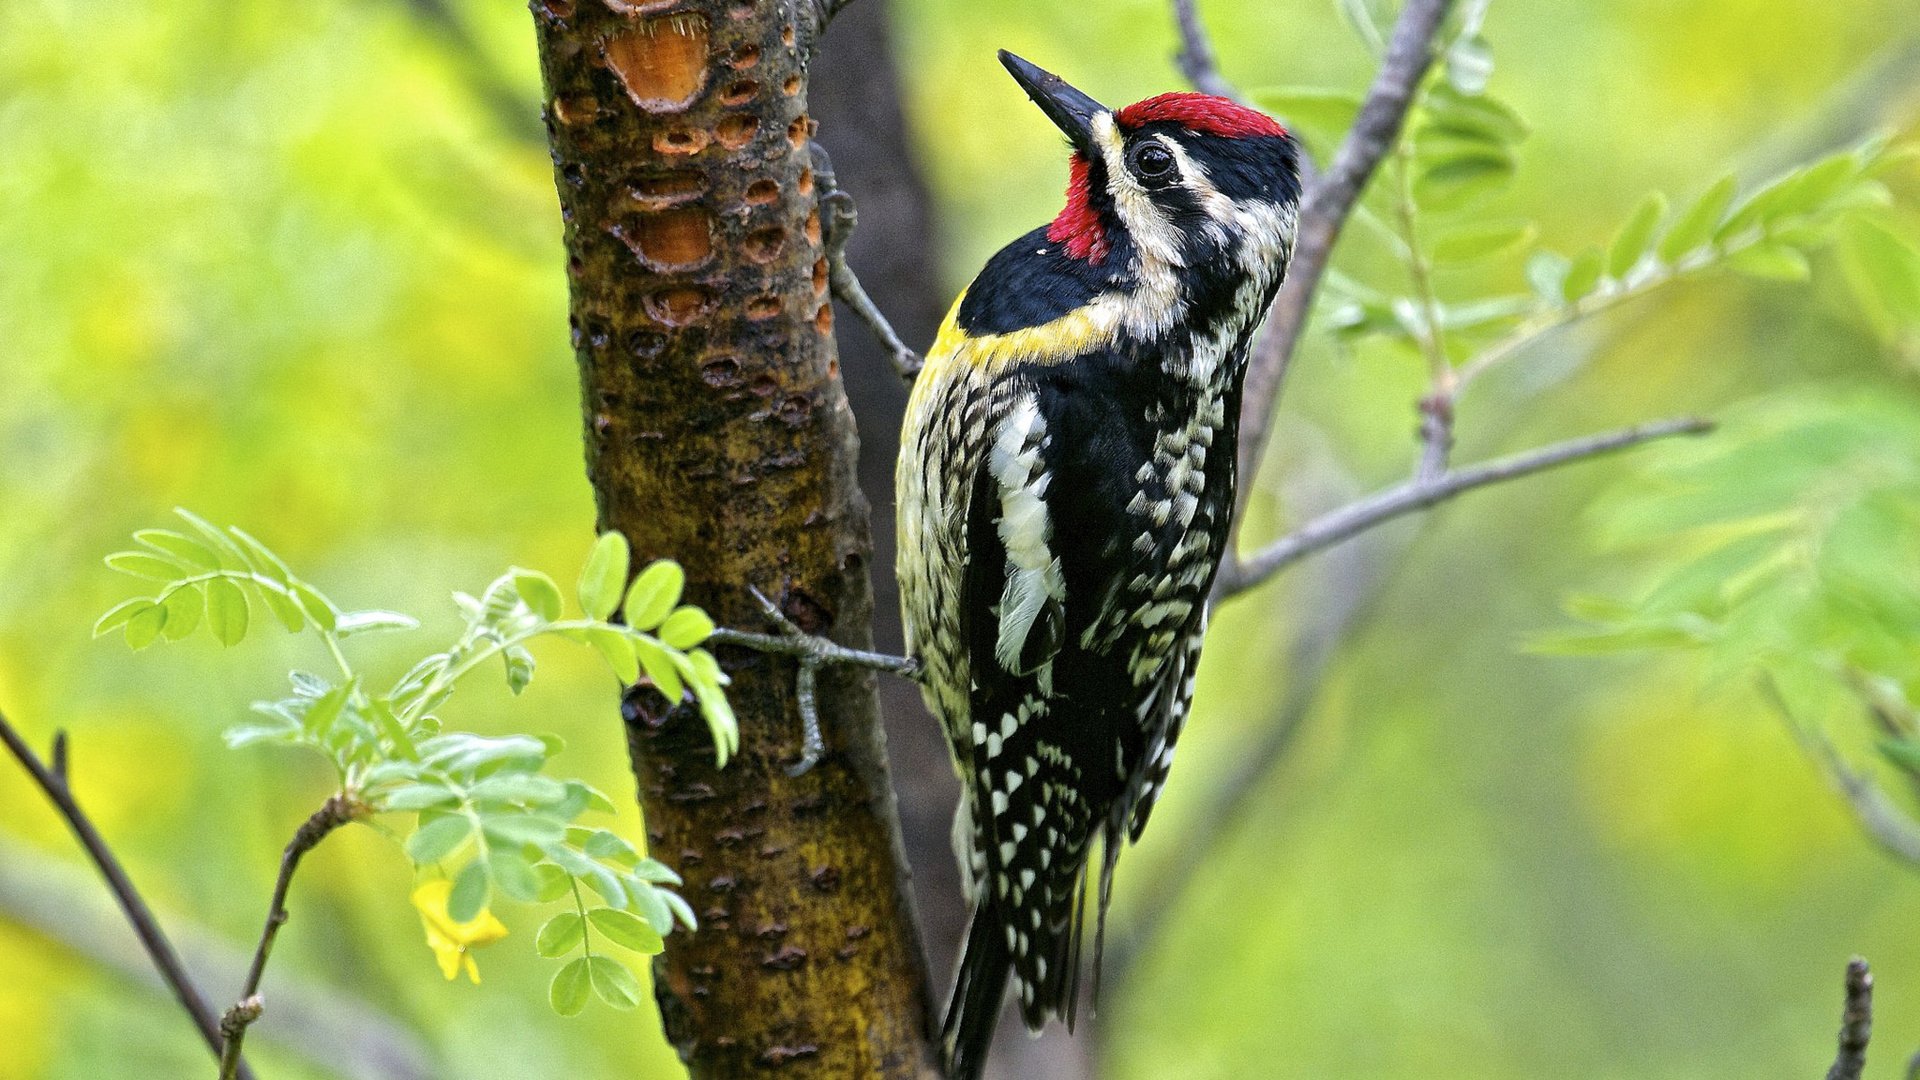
[999,50,1107,157]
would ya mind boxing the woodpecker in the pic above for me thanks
[896,51,1301,1078]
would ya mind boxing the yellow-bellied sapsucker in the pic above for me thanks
[897,51,1301,1078]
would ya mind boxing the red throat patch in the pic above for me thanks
[1114,92,1288,139]
[1047,153,1111,263]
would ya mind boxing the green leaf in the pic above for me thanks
[261,586,306,633]
[406,815,473,865]
[566,780,618,816]
[627,880,674,933]
[105,551,185,581]
[1414,148,1515,211]
[585,956,641,1009]
[658,608,715,650]
[532,863,571,903]
[503,645,535,696]
[158,587,204,642]
[367,699,418,761]
[447,861,491,922]
[172,508,249,568]
[1658,175,1737,262]
[470,774,568,806]
[1561,247,1605,302]
[661,889,698,932]
[1840,219,1920,323]
[483,815,569,847]
[227,527,292,584]
[134,529,219,570]
[1525,250,1570,303]
[587,908,665,954]
[634,638,686,703]
[1727,243,1812,282]
[123,602,167,650]
[490,850,543,902]
[582,829,639,866]
[512,568,564,622]
[291,583,337,631]
[537,913,585,958]
[1430,221,1535,264]
[223,721,299,749]
[587,627,639,684]
[204,578,250,647]
[1422,86,1528,147]
[550,957,592,1016]
[300,682,350,737]
[336,610,419,637]
[546,843,625,904]
[578,533,631,622]
[1443,33,1493,95]
[94,598,154,639]
[622,561,685,632]
[686,649,738,766]
[382,784,458,811]
[1608,193,1667,278]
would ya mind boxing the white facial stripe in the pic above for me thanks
[1093,115,1185,337]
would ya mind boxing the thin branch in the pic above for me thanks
[1219,417,1714,599]
[1170,0,1239,101]
[810,143,922,381]
[1827,957,1873,1080]
[1765,677,1920,867]
[219,793,365,1078]
[0,709,256,1080]
[1233,0,1456,499]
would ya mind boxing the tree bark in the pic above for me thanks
[529,2,939,1075]
[806,0,969,992]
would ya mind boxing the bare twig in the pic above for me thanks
[1765,677,1920,866]
[810,143,922,381]
[1827,957,1873,1080]
[219,793,365,1079]
[711,587,921,776]
[0,709,256,1080]
[1219,417,1714,599]
[219,997,264,1080]
[1170,0,1240,101]
[1233,0,1456,499]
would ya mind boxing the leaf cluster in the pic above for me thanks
[97,513,736,1013]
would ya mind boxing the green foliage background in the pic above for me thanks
[3,0,1919,1077]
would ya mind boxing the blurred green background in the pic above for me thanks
[3,0,1919,1077]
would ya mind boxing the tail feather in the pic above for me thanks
[943,903,1013,1080]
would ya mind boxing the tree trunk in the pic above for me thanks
[529,2,940,1075]
[806,0,970,994]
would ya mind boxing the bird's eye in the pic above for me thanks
[1130,143,1176,182]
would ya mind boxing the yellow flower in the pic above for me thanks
[411,880,509,984]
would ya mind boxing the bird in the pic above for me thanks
[894,50,1302,1079]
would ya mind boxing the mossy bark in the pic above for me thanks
[529,2,940,1075]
